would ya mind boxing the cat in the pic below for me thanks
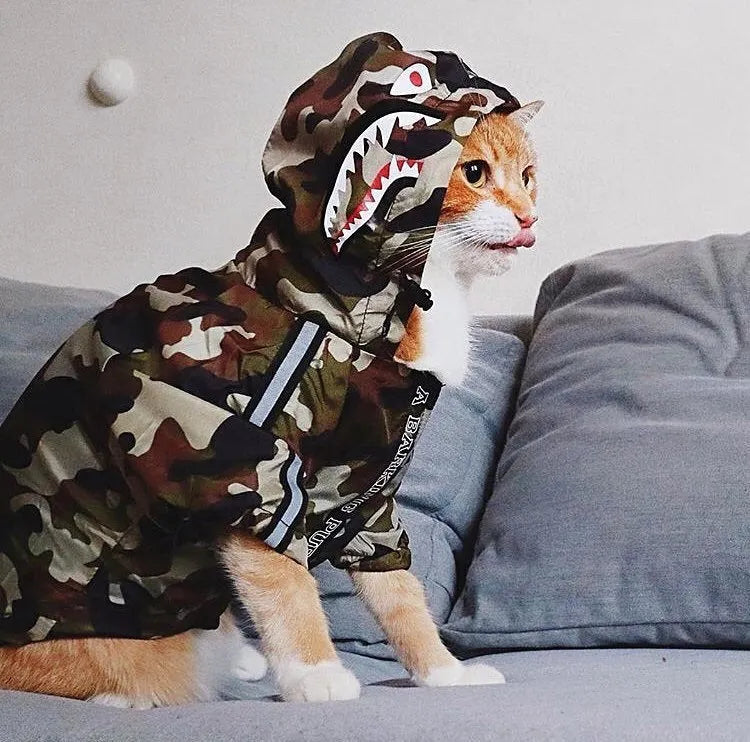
[0,103,542,706]
[0,33,542,707]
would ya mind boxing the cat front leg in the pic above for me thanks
[219,532,360,702]
[350,568,505,687]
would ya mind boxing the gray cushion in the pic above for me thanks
[317,321,527,654]
[0,277,116,423]
[4,649,750,741]
[444,234,750,651]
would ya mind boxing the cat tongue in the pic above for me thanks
[504,228,536,248]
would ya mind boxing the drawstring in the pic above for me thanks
[380,274,434,340]
[400,276,434,310]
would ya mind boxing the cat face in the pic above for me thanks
[435,101,543,280]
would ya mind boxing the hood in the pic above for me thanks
[237,32,518,355]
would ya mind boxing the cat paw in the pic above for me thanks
[417,661,506,688]
[277,660,361,702]
[233,643,268,681]
[88,693,155,709]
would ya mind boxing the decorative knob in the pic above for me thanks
[88,59,135,106]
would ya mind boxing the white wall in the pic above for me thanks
[2,0,749,315]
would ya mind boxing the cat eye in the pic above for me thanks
[522,166,534,189]
[462,160,487,187]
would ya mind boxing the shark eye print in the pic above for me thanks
[390,63,432,96]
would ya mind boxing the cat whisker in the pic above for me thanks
[399,222,474,242]
[389,238,474,264]
[385,258,428,275]
[403,226,438,234]
[436,237,485,253]
[379,243,432,260]
[379,249,431,271]
[437,229,484,244]
[382,234,471,256]
[376,248,432,274]
[388,239,440,251]
[377,238,438,258]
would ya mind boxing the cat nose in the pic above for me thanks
[517,214,538,230]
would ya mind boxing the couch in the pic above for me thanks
[2,234,750,741]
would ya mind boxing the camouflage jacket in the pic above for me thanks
[0,32,518,644]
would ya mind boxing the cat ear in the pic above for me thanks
[509,100,545,128]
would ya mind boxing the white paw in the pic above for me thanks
[418,661,506,688]
[454,662,506,686]
[277,660,361,702]
[233,643,268,681]
[88,693,155,709]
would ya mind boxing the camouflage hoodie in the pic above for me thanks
[0,32,518,644]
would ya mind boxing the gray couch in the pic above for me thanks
[2,234,750,741]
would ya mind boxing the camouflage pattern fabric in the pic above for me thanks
[0,32,519,644]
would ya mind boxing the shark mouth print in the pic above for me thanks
[324,110,441,254]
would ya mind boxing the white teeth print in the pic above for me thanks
[324,110,440,239]
[332,154,423,253]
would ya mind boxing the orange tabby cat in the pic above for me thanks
[0,104,542,707]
